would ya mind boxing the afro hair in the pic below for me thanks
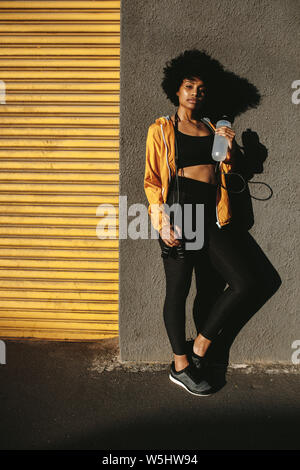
[161,48,261,121]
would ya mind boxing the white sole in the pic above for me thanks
[169,373,212,396]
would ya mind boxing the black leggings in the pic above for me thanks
[158,176,258,355]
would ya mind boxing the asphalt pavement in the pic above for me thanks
[0,338,299,451]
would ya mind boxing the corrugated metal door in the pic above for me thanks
[0,1,120,340]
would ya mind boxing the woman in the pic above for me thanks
[144,50,257,396]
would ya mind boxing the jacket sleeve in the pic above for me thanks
[144,124,170,233]
[223,138,243,170]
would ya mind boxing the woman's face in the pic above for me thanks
[176,77,207,109]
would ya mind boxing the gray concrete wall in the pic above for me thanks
[119,0,300,363]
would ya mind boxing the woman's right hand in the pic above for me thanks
[159,224,182,247]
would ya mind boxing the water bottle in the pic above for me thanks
[212,116,231,161]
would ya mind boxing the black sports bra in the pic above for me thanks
[176,129,216,168]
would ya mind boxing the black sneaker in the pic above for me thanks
[169,361,214,396]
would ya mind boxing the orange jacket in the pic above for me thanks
[144,115,236,233]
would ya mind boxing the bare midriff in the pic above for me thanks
[177,165,217,185]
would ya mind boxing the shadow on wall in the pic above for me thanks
[190,128,282,387]
[227,126,270,232]
[188,224,282,371]
[208,64,281,377]
[195,108,281,386]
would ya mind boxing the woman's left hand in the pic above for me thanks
[215,126,236,150]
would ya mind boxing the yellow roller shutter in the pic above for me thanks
[0,1,120,340]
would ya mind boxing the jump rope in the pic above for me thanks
[171,111,273,214]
